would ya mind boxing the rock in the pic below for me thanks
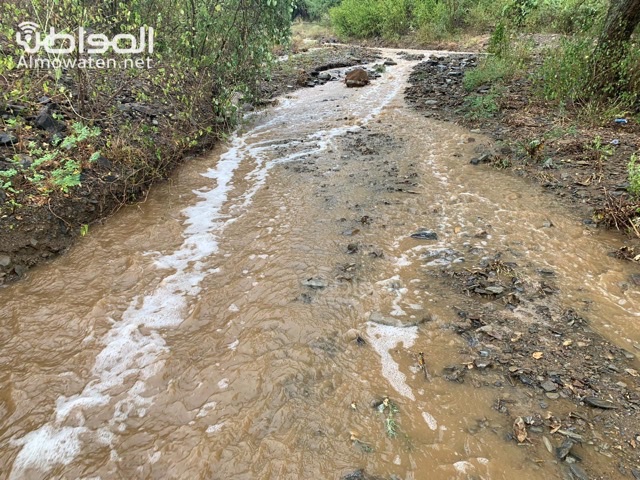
[347,243,359,254]
[583,396,617,409]
[443,365,466,382]
[343,328,361,342]
[474,358,491,369]
[95,155,113,170]
[345,68,369,88]
[341,470,385,480]
[556,438,575,459]
[302,278,328,289]
[296,69,311,87]
[485,286,505,294]
[569,464,589,480]
[368,311,424,328]
[410,230,438,240]
[318,72,332,81]
[35,107,65,133]
[0,132,17,146]
[541,380,558,392]
[383,58,397,66]
[470,153,492,165]
[545,392,560,399]
[0,255,10,267]
[16,154,32,169]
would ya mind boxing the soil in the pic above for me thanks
[330,117,640,480]
[435,249,640,480]
[0,45,379,285]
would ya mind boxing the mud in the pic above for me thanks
[0,49,638,480]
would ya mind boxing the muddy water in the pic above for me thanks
[1,50,638,480]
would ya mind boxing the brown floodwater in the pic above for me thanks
[1,49,638,480]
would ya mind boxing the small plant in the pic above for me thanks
[488,22,509,57]
[51,159,82,192]
[0,169,19,193]
[377,397,400,438]
[628,153,640,198]
[587,135,614,172]
[463,88,501,120]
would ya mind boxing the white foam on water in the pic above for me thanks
[453,461,474,474]
[10,425,85,475]
[195,401,217,418]
[422,411,438,430]
[10,133,250,477]
[206,423,224,434]
[366,321,417,400]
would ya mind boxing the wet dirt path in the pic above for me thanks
[0,50,639,480]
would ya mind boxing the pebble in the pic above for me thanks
[583,396,617,409]
[541,380,557,392]
[0,255,10,267]
[302,278,328,289]
[410,230,438,240]
[0,132,17,146]
[569,464,589,480]
[545,392,560,400]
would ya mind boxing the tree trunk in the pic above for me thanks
[591,0,640,95]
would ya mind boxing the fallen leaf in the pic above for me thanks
[514,417,527,443]
[532,352,543,360]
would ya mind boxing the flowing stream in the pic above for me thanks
[0,49,639,480]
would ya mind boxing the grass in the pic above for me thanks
[463,87,501,120]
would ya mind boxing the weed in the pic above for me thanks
[377,397,401,438]
[463,88,501,120]
[463,57,512,91]
[628,153,640,198]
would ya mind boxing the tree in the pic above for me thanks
[592,0,640,94]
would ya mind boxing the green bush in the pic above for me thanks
[294,0,341,21]
[535,38,592,102]
[330,0,385,38]
[463,26,531,92]
[463,57,512,91]
[527,0,606,33]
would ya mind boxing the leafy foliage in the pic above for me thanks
[628,153,640,198]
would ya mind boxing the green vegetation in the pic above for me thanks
[628,153,640,198]
[377,396,400,438]
[327,0,610,41]
[0,0,294,213]
[463,88,501,120]
[294,0,341,21]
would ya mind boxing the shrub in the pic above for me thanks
[463,87,502,119]
[629,153,640,198]
[535,38,593,103]
[330,0,385,38]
